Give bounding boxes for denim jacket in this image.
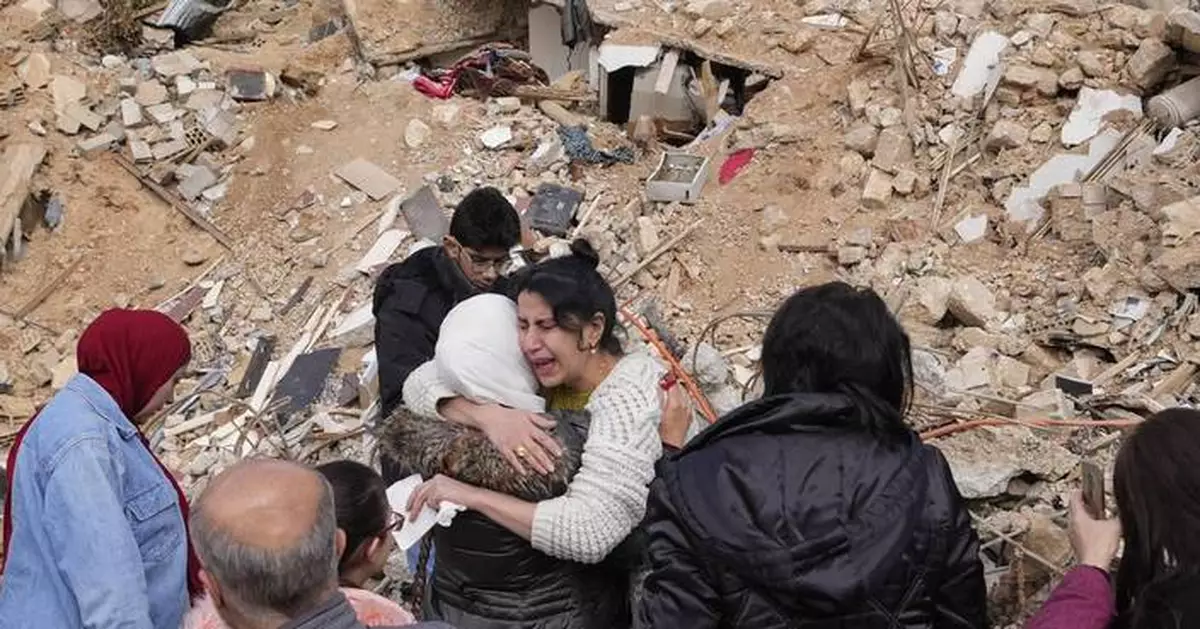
[0,374,189,629]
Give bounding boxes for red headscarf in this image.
[3,309,203,597]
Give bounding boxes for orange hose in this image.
[620,307,719,423]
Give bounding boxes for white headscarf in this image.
[434,293,545,412]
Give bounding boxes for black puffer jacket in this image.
[636,393,987,629]
[385,408,631,629]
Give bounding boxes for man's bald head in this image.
[192,459,341,625]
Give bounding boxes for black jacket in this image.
[373,246,478,419]
[373,246,478,483]
[384,407,631,629]
[636,393,987,629]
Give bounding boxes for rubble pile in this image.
[6,0,1200,619]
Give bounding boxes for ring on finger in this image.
[515,445,529,458]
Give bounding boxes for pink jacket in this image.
[1026,566,1116,629]
[182,587,415,628]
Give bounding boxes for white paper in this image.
[386,475,466,550]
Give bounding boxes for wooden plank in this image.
[112,154,235,250]
[14,257,83,319]
[0,143,47,258]
[654,49,680,95]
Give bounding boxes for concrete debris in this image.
[480,125,514,149]
[334,158,401,201]
[1002,64,1060,97]
[861,169,893,209]
[18,53,50,89]
[947,275,999,328]
[404,118,431,148]
[940,426,1079,499]
[986,120,1029,151]
[1125,38,1175,90]
[955,214,988,243]
[1060,87,1142,146]
[872,127,912,174]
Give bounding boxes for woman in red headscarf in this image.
[0,309,201,629]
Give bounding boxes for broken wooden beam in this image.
[112,154,236,251]
[14,256,82,319]
[613,219,702,289]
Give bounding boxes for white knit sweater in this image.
[402,352,665,563]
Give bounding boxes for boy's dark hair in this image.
[449,187,521,250]
[508,239,622,356]
[761,282,912,438]
[314,460,389,573]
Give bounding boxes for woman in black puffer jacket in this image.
[637,282,987,629]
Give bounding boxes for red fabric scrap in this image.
[719,148,756,185]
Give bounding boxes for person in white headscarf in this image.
[383,292,627,629]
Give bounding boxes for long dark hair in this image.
[508,239,622,355]
[760,282,912,438]
[1113,408,1200,628]
[315,460,390,573]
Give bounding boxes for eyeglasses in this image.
[383,511,403,534]
[462,248,510,274]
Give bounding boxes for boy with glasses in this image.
[372,187,520,595]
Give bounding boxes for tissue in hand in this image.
[385,474,466,550]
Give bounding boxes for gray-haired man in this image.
[191,459,454,629]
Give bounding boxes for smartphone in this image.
[1081,460,1106,519]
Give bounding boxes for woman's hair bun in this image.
[569,238,600,269]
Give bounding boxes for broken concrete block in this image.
[1061,88,1142,146]
[861,169,894,209]
[872,127,913,173]
[836,245,867,266]
[129,139,153,162]
[51,75,86,114]
[527,135,565,174]
[175,75,197,96]
[178,166,217,200]
[1076,50,1110,77]
[1002,64,1059,96]
[185,89,224,111]
[404,118,430,149]
[64,102,103,132]
[940,426,1078,499]
[135,81,168,107]
[1059,66,1085,90]
[847,79,871,116]
[914,276,952,324]
[152,137,187,160]
[480,125,513,149]
[145,103,179,124]
[986,119,1030,150]
[843,122,879,157]
[335,158,401,201]
[494,96,521,114]
[684,0,733,19]
[1125,38,1175,90]
[77,132,117,154]
[636,216,660,256]
[18,53,50,89]
[951,30,1009,99]
[948,275,998,327]
[1168,8,1200,53]
[120,98,144,127]
[955,214,988,243]
[892,169,917,196]
[151,50,204,78]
